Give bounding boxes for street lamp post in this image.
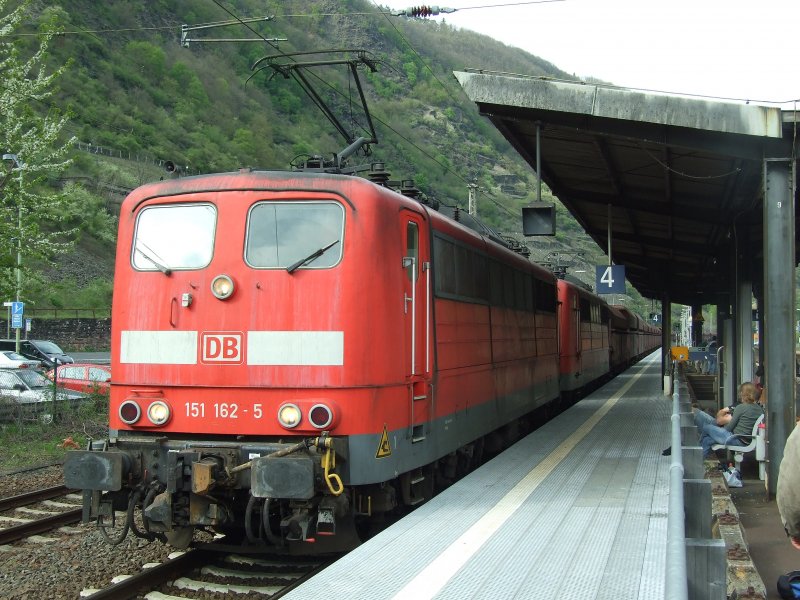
[2,153,23,352]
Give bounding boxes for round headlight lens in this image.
[119,400,141,425]
[308,403,333,429]
[211,274,235,299]
[147,400,171,426]
[277,403,302,429]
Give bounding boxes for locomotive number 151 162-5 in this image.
[185,401,261,419]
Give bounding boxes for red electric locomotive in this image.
[556,278,612,398]
[64,167,565,551]
[63,50,660,552]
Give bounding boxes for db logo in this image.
[201,332,243,364]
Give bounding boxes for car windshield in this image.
[245,201,344,269]
[33,341,64,354]
[132,203,217,271]
[12,369,50,389]
[1,351,26,360]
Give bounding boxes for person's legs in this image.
[693,410,714,427]
[693,410,715,440]
[663,410,715,456]
[700,422,734,457]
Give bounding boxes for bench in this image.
[712,414,766,480]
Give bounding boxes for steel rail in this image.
[0,485,71,512]
[85,547,338,600]
[85,549,214,600]
[270,557,340,599]
[0,507,82,545]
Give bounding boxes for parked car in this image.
[0,339,74,368]
[47,363,111,395]
[0,350,40,369]
[0,367,88,423]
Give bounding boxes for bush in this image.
[0,392,108,470]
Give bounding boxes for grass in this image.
[0,393,109,472]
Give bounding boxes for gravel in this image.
[0,465,65,498]
[0,465,175,599]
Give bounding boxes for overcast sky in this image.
[379,0,799,105]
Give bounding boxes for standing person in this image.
[693,382,764,458]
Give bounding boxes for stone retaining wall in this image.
[0,318,111,351]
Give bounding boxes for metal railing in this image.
[666,389,689,600]
[9,308,110,319]
[667,364,727,600]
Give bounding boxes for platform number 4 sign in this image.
[595,265,625,294]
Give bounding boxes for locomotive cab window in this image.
[246,201,344,269]
[132,203,216,271]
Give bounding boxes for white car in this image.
[0,350,40,369]
[0,368,88,423]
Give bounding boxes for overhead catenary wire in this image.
[0,0,568,37]
[9,1,795,106]
[7,2,526,218]
[203,5,518,215]
[210,0,280,51]
[297,68,519,218]
[368,1,464,107]
[0,24,180,37]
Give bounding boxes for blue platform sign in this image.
[595,265,626,294]
[11,301,23,329]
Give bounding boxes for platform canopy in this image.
[454,70,797,305]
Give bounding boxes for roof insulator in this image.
[367,162,391,186]
[400,179,422,199]
[392,5,456,18]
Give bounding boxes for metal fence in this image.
[73,140,199,175]
[16,308,110,319]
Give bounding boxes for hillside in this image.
[11,0,649,316]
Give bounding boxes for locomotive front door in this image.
[401,212,431,442]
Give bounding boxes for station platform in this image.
[284,352,670,600]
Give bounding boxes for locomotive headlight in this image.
[119,400,141,425]
[211,274,235,299]
[146,400,171,426]
[277,403,302,429]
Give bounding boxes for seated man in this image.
[693,382,763,458]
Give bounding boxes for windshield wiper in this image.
[134,244,172,276]
[286,240,339,274]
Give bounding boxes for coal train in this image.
[64,166,659,552]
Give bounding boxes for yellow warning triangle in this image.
[376,425,392,458]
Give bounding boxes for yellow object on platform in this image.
[671,346,689,361]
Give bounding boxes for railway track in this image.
[81,548,336,599]
[0,485,82,545]
[0,484,71,511]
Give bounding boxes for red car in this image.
[47,363,111,394]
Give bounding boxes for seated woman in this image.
[693,382,763,458]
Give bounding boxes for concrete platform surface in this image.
[730,459,799,600]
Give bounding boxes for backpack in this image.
[778,571,800,599]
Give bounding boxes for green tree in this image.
[0,0,76,302]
